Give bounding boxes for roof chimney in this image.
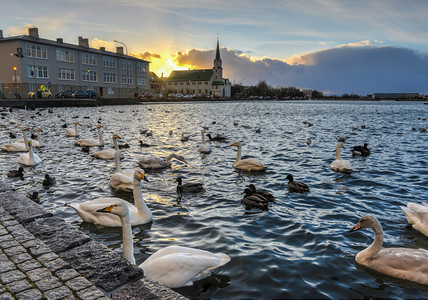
[28,27,39,38]
[57,38,63,43]
[100,47,105,51]
[78,36,89,48]
[0,30,3,39]
[116,46,124,55]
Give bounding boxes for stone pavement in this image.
[0,181,185,300]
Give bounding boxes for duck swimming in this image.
[246,184,275,201]
[285,174,310,193]
[7,167,24,178]
[351,143,370,156]
[241,188,269,210]
[175,176,204,195]
[43,174,56,187]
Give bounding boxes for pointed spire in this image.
[215,38,221,61]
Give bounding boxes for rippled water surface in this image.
[1,100,428,299]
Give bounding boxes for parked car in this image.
[138,92,153,99]
[73,90,97,99]
[55,90,74,98]
[28,89,52,99]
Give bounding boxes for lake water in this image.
[1,100,427,299]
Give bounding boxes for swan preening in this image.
[198,128,212,154]
[1,126,29,152]
[110,136,134,191]
[18,141,41,166]
[401,202,428,237]
[350,215,428,286]
[231,141,266,172]
[75,124,104,147]
[66,122,79,137]
[97,201,230,288]
[93,134,123,160]
[330,142,353,173]
[138,153,188,170]
[71,169,152,227]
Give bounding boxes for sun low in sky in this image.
[2,0,428,95]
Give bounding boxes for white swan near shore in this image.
[18,141,41,166]
[96,201,230,288]
[110,136,134,191]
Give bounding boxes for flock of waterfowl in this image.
[1,105,428,291]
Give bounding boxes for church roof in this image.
[215,39,221,61]
[167,69,213,81]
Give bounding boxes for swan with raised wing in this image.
[97,201,230,288]
[350,215,428,285]
[231,141,266,172]
[75,124,104,147]
[71,169,151,227]
[66,122,80,137]
[330,142,353,173]
[138,153,188,170]
[18,141,41,166]
[401,202,428,237]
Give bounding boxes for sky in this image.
[1,0,428,95]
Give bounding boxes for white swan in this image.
[71,169,152,227]
[110,137,134,192]
[1,126,29,152]
[66,122,79,137]
[330,142,353,173]
[198,128,212,154]
[138,153,188,170]
[31,128,45,148]
[401,202,428,237]
[97,201,231,288]
[231,141,266,172]
[75,124,104,147]
[93,134,123,160]
[18,141,41,166]
[350,215,428,285]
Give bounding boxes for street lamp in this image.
[87,69,90,92]
[114,40,129,98]
[13,67,18,99]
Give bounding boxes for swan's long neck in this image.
[114,150,122,173]
[356,221,384,264]
[335,144,342,160]
[120,212,135,265]
[74,124,79,135]
[113,137,119,151]
[28,144,35,164]
[133,177,151,221]
[37,131,43,147]
[234,145,242,165]
[165,153,173,166]
[201,130,205,144]
[22,130,29,150]
[97,127,104,145]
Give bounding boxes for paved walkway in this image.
[0,181,184,300]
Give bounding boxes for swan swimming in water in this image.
[18,141,41,167]
[66,122,80,137]
[350,215,428,285]
[31,128,45,148]
[1,127,29,152]
[401,202,428,237]
[231,141,266,172]
[75,124,104,147]
[71,169,152,227]
[110,137,134,192]
[138,153,188,170]
[93,134,123,160]
[330,142,353,173]
[198,128,212,154]
[97,201,230,288]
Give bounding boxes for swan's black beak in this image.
[141,174,149,182]
[97,205,114,213]
[349,223,361,232]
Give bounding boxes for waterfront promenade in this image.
[0,181,184,300]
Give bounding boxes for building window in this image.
[82,70,97,82]
[104,72,116,83]
[205,82,208,85]
[137,76,147,86]
[103,56,116,68]
[26,44,47,59]
[121,75,133,85]
[58,68,75,80]
[82,53,97,65]
[28,84,35,92]
[121,59,132,70]
[137,62,146,72]
[56,49,74,62]
[27,65,48,78]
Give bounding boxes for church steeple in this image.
[215,38,221,61]
[213,38,222,81]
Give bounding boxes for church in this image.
[151,39,231,98]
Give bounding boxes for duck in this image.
[71,169,152,227]
[75,124,104,147]
[92,134,123,160]
[7,167,24,178]
[241,188,269,210]
[180,134,189,142]
[349,215,428,286]
[401,202,428,237]
[285,174,310,193]
[42,174,56,187]
[330,142,353,173]
[138,153,188,170]
[206,133,227,142]
[351,143,370,156]
[1,127,29,152]
[26,191,40,203]
[337,136,348,142]
[198,128,212,154]
[175,176,204,195]
[96,201,230,288]
[110,143,134,192]
[231,141,266,172]
[66,122,79,137]
[18,141,41,167]
[245,184,275,201]
[306,138,311,146]
[139,140,151,147]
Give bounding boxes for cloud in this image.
[170,43,428,94]
[133,52,162,61]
